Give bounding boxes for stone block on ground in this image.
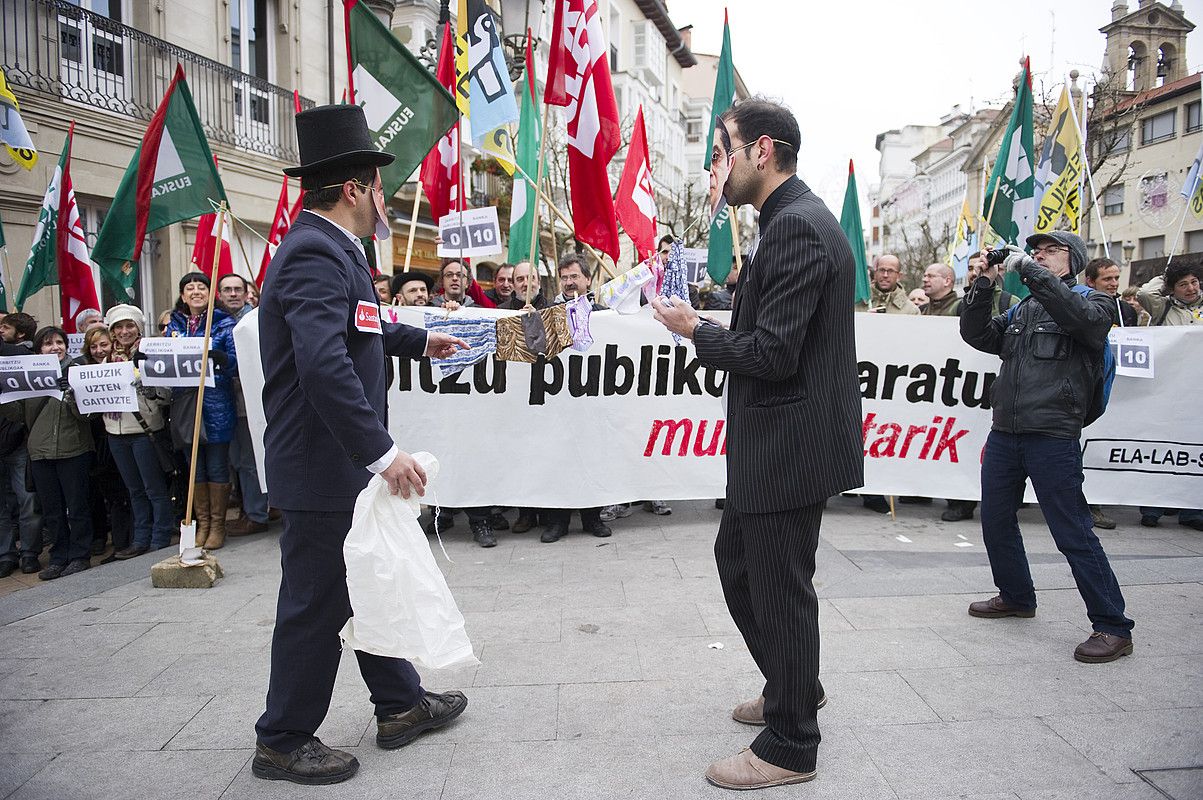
[150,554,224,589]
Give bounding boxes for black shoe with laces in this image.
[472,521,497,548]
[540,521,568,543]
[377,690,468,749]
[252,738,359,785]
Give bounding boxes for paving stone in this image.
[1041,708,1203,784]
[136,650,272,697]
[821,628,972,673]
[420,684,558,744]
[472,637,642,686]
[636,634,760,681]
[0,650,180,700]
[803,670,941,727]
[0,753,55,798]
[492,579,626,611]
[0,622,155,660]
[9,749,249,800]
[111,621,275,658]
[927,620,1094,666]
[99,591,256,624]
[462,606,562,644]
[561,602,708,640]
[557,679,743,740]
[696,599,855,636]
[830,593,1003,630]
[1088,655,1203,711]
[851,717,1117,798]
[0,696,211,753]
[1135,768,1203,800]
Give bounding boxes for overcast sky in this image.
[673,0,1203,211]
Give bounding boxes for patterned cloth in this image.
[424,314,497,379]
[661,242,690,343]
[566,295,594,352]
[597,264,653,314]
[495,305,573,363]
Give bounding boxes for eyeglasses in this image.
[1032,245,1067,256]
[711,138,797,166]
[316,179,383,195]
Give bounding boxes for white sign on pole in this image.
[681,248,708,284]
[437,207,503,258]
[1109,328,1155,379]
[0,355,63,403]
[139,338,216,388]
[69,361,138,413]
[67,333,85,360]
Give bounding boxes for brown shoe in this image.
[1074,632,1133,663]
[732,693,827,726]
[376,690,467,749]
[228,517,269,537]
[968,595,1036,619]
[705,748,816,790]
[252,738,358,785]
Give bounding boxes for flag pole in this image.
[183,201,228,549]
[404,183,423,270]
[511,160,616,281]
[1164,174,1198,267]
[1065,80,1111,259]
[228,208,257,280]
[526,102,551,304]
[729,207,744,273]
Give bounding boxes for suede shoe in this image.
[540,521,568,543]
[705,748,816,790]
[732,693,827,726]
[1074,632,1133,663]
[1089,506,1117,530]
[471,521,497,548]
[377,690,468,749]
[968,595,1035,619]
[20,556,39,574]
[228,517,269,537]
[252,738,359,785]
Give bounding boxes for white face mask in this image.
[373,183,391,241]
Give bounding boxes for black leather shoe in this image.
[489,512,509,531]
[472,521,497,548]
[941,501,976,522]
[424,513,455,536]
[1140,515,1160,528]
[377,690,468,749]
[0,561,14,578]
[1181,518,1203,532]
[1073,632,1133,663]
[114,545,150,560]
[38,563,65,581]
[540,522,568,543]
[60,559,90,577]
[512,513,537,533]
[252,738,359,785]
[584,520,612,538]
[863,496,890,514]
[20,556,39,574]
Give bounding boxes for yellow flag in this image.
[1033,86,1083,234]
[454,0,470,116]
[479,124,515,175]
[0,68,37,170]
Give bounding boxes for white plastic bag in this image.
[339,452,478,669]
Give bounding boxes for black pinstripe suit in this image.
[693,176,864,773]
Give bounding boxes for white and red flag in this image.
[615,105,657,261]
[190,208,232,280]
[544,0,621,260]
[420,24,462,224]
[256,176,293,287]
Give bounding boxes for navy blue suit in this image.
[255,211,429,752]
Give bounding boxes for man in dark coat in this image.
[253,105,468,786]
[652,99,863,790]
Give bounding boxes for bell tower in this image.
[1100,1,1194,94]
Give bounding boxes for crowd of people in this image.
[855,246,1203,530]
[0,271,277,581]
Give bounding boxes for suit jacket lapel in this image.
[295,212,373,282]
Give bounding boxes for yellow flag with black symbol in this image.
[479,124,515,175]
[1033,85,1083,234]
[454,0,470,116]
[0,68,37,170]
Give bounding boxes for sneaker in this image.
[512,513,537,533]
[599,505,619,522]
[614,503,633,518]
[1089,506,1116,530]
[471,521,497,548]
[644,500,672,515]
[1073,632,1133,663]
[61,559,90,577]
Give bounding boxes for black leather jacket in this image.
[960,263,1114,439]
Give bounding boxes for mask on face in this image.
[373,183,391,241]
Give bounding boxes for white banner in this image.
[68,361,137,414]
[0,355,62,403]
[237,310,1202,509]
[140,337,215,388]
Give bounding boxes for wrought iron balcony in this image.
[1,0,315,162]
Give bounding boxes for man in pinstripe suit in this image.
[652,99,864,790]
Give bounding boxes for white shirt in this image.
[303,210,398,475]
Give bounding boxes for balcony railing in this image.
[1,0,314,162]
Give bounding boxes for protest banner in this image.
[140,337,216,388]
[68,360,137,413]
[236,311,1202,509]
[67,333,84,360]
[0,355,61,403]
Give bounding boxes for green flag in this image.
[345,0,458,200]
[840,160,871,305]
[705,11,737,285]
[984,57,1034,299]
[508,35,540,266]
[92,64,225,299]
[16,132,71,310]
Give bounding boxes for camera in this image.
[985,248,1011,267]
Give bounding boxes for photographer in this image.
[959,231,1134,664]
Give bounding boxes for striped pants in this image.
[714,501,825,774]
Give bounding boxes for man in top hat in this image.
[253,104,470,785]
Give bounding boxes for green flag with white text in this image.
[840,160,871,305]
[508,36,540,266]
[705,11,736,285]
[984,57,1035,298]
[345,0,458,200]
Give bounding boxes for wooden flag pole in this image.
[526,103,552,304]
[729,207,744,273]
[183,202,228,542]
[510,161,617,282]
[228,209,257,281]
[404,183,423,270]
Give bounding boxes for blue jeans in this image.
[0,445,42,562]
[980,431,1134,638]
[230,417,268,523]
[109,434,175,549]
[30,453,94,566]
[188,442,230,484]
[1138,507,1203,523]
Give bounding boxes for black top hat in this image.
[284,104,395,178]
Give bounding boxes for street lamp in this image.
[499,0,546,81]
[1123,241,1136,264]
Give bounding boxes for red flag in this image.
[420,25,462,224]
[544,0,621,259]
[190,210,233,280]
[57,124,101,333]
[615,106,657,260]
[256,177,293,287]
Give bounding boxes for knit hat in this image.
[103,304,146,334]
[1026,231,1087,275]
